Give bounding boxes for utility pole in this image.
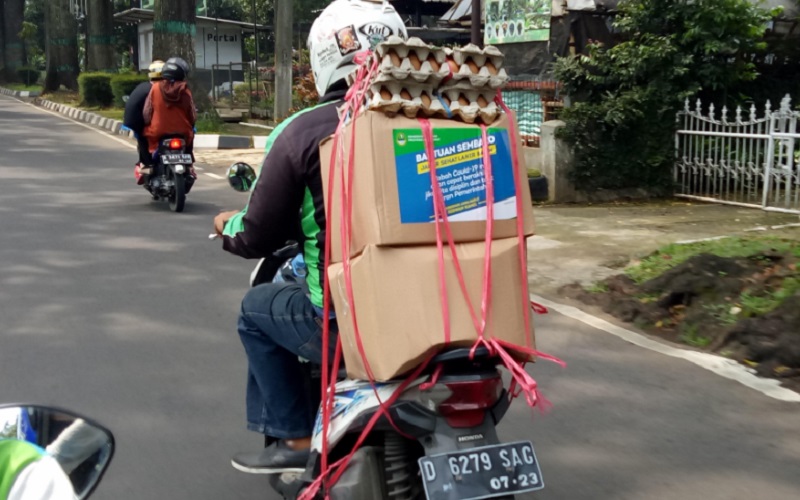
[274,0,292,120]
[471,0,482,47]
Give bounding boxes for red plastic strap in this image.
[495,91,534,349]
[315,55,422,496]
[530,301,549,314]
[418,120,483,333]
[319,57,379,480]
[420,363,444,391]
[299,354,435,500]
[419,118,452,343]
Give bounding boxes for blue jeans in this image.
[237,282,337,439]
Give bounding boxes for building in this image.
[114,7,267,72]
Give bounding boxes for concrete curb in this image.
[7,90,267,150]
[0,86,41,98]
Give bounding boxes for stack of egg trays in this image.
[362,37,510,123]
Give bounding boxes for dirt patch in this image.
[563,250,800,390]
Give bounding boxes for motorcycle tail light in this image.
[168,138,184,149]
[438,377,503,428]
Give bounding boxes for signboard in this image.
[484,0,552,45]
[196,26,243,70]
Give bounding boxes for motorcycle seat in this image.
[430,346,492,364]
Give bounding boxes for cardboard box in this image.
[327,238,534,381]
[321,111,535,262]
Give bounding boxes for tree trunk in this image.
[87,0,116,72]
[152,0,211,111]
[44,0,79,91]
[152,0,196,63]
[3,0,24,79]
[0,0,6,78]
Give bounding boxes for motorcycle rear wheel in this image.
[169,173,186,213]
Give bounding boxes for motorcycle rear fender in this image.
[162,163,188,175]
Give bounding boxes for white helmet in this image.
[308,0,407,96]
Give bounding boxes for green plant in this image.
[739,292,774,317]
[110,73,148,107]
[625,236,799,284]
[16,68,40,86]
[527,168,542,178]
[739,276,800,317]
[195,111,226,133]
[704,303,738,326]
[680,324,712,348]
[78,73,114,107]
[585,282,609,293]
[553,0,777,192]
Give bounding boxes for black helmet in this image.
[162,57,190,81]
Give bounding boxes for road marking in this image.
[10,95,136,150]
[204,172,224,180]
[531,293,800,403]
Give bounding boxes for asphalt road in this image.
[2,94,799,500]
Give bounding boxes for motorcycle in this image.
[139,136,195,213]
[226,163,545,500]
[0,404,114,499]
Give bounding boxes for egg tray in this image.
[441,44,508,90]
[365,82,499,124]
[370,36,508,91]
[374,36,451,85]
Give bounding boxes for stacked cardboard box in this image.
[322,41,536,382]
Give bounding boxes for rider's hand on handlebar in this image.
[214,210,240,237]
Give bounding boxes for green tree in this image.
[24,0,46,66]
[553,0,778,192]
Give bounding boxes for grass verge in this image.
[625,233,800,284]
[5,83,43,92]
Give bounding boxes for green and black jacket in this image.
[222,90,346,308]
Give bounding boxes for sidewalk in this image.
[0,87,269,151]
[528,201,800,297]
[194,148,264,171]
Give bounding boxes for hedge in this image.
[78,73,114,107]
[110,73,149,107]
[17,67,40,86]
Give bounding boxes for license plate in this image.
[162,154,192,164]
[418,441,544,500]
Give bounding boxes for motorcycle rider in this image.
[142,57,197,177]
[0,439,76,500]
[213,0,408,474]
[122,60,164,184]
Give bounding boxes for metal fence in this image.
[501,80,561,148]
[675,94,800,214]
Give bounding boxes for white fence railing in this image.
[675,94,799,214]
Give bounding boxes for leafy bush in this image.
[16,67,40,86]
[195,111,225,133]
[110,73,148,107]
[78,73,113,107]
[553,0,778,192]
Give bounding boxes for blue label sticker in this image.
[393,127,517,224]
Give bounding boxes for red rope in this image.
[312,56,566,499]
[530,300,549,314]
[495,91,535,349]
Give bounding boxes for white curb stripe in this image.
[530,293,800,403]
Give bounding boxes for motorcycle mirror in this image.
[227,162,257,192]
[0,404,115,500]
